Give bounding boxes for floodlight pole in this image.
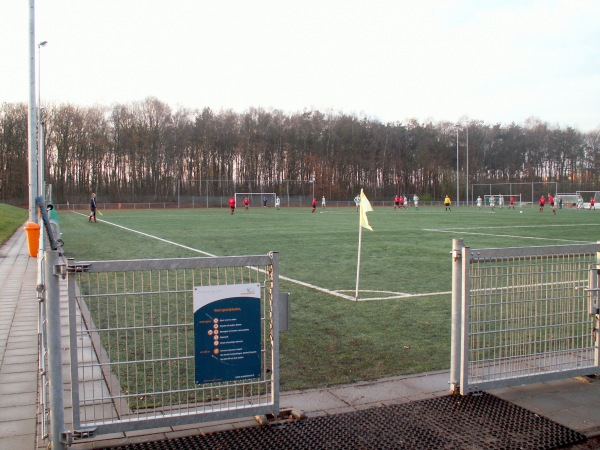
[455,124,460,207]
[28,0,38,223]
[38,41,47,197]
[466,126,469,206]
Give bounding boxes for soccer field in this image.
[57,204,600,389]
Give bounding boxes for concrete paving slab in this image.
[280,389,348,412]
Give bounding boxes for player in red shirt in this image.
[311,198,317,213]
[509,196,515,209]
[243,197,249,210]
[229,197,236,214]
[591,197,596,210]
[539,195,546,212]
[548,194,556,215]
[394,195,400,210]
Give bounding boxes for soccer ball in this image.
[520,211,523,214]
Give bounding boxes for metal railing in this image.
[450,240,600,395]
[65,253,280,439]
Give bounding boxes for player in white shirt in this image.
[321,196,326,208]
[476,196,482,210]
[354,195,360,211]
[275,195,281,210]
[412,194,419,210]
[489,195,496,212]
[498,195,504,209]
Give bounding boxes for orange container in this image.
[23,221,40,257]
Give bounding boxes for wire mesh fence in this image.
[453,243,600,394]
[67,255,280,436]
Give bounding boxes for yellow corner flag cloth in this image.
[359,189,373,231]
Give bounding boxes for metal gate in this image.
[65,253,280,441]
[450,240,600,395]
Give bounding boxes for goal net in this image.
[556,193,580,208]
[235,193,278,208]
[482,194,522,208]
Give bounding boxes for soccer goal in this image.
[556,193,580,208]
[235,192,278,208]
[483,194,522,208]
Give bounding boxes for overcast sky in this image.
[3,0,599,131]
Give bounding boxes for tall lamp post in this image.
[466,125,469,206]
[38,41,48,197]
[455,124,460,207]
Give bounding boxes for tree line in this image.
[1,97,599,205]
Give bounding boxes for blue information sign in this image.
[193,283,262,384]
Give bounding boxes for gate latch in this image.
[585,288,600,315]
[586,266,600,315]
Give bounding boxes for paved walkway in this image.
[0,228,600,449]
[0,229,39,450]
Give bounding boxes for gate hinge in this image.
[73,427,98,440]
[451,249,461,261]
[54,264,67,278]
[62,427,98,444]
[60,429,72,445]
[66,263,91,273]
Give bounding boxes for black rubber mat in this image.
[106,392,587,450]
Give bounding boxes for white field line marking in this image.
[423,228,589,243]
[74,212,447,301]
[447,224,600,231]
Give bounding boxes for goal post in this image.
[235,192,278,208]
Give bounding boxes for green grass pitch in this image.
[56,203,600,390]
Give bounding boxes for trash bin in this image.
[23,221,40,257]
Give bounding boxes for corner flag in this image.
[359,189,373,231]
[355,189,373,300]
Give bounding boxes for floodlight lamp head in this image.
[38,41,48,47]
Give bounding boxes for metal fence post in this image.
[270,251,281,414]
[596,242,600,367]
[45,249,66,450]
[450,238,464,393]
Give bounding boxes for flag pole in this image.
[355,188,373,301]
[355,219,363,301]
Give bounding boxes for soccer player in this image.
[476,196,482,211]
[548,194,556,215]
[412,194,419,210]
[394,194,400,210]
[489,195,496,212]
[509,196,515,209]
[275,195,281,210]
[591,197,596,210]
[263,197,267,207]
[577,196,584,210]
[539,195,546,212]
[88,193,97,222]
[399,195,405,209]
[498,195,504,209]
[312,198,317,213]
[243,197,250,210]
[403,195,408,209]
[229,196,236,214]
[321,196,326,208]
[444,195,451,211]
[354,194,360,211]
